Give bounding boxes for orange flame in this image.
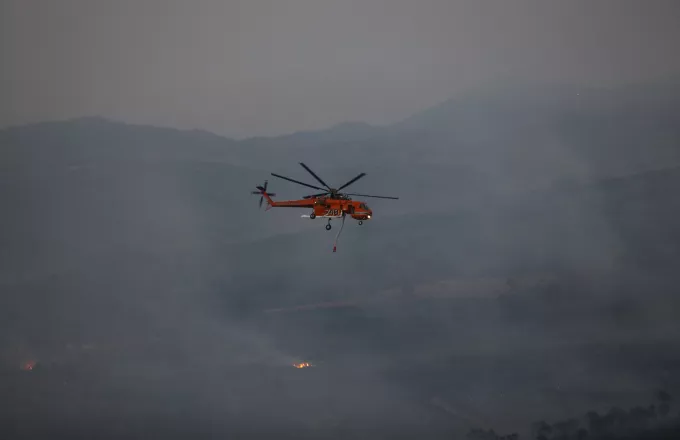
[21,360,36,371]
[292,362,313,369]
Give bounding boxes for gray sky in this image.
[2,0,680,138]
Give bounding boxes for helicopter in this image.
[252,163,398,251]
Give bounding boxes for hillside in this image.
[226,165,680,313]
[2,79,680,346]
[2,80,680,438]
[4,80,679,223]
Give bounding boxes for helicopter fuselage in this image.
[263,196,372,221]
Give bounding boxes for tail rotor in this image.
[251,180,276,209]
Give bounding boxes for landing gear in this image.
[310,212,316,219]
[325,218,332,230]
[358,220,363,225]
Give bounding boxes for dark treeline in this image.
[467,391,677,440]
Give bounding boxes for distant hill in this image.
[1,80,679,284]
[3,80,680,439]
[4,80,679,217]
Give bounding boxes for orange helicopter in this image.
[252,163,398,251]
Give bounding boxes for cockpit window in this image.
[360,203,369,209]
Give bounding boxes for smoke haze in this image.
[2,0,680,137]
[2,2,680,438]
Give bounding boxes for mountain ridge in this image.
[4,76,680,142]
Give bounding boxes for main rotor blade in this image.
[303,192,330,199]
[271,173,326,191]
[337,172,366,191]
[344,193,399,200]
[299,163,331,190]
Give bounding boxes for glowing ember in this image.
[21,360,36,371]
[292,362,313,369]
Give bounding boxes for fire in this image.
[21,360,36,371]
[292,362,313,369]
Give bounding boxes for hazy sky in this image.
[2,0,680,137]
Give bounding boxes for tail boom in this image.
[256,185,277,208]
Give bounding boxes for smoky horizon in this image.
[2,2,680,439]
[2,0,680,138]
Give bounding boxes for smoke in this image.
[3,80,680,438]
